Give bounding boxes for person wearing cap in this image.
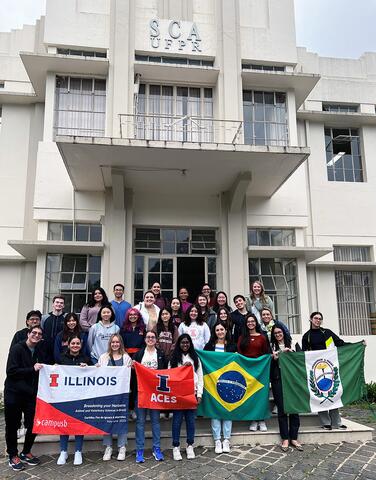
[10,310,42,348]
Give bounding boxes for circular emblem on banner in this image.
[312,360,334,392]
[216,371,247,403]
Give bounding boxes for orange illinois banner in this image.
[134,363,197,410]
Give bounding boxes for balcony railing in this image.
[119,113,289,146]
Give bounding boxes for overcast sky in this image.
[0,0,375,59]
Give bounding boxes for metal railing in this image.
[119,113,289,146]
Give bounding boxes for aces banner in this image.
[33,365,130,435]
[134,363,197,410]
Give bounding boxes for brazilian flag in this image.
[197,351,271,420]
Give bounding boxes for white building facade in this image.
[1,0,375,382]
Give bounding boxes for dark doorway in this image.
[177,257,205,304]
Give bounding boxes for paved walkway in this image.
[1,406,375,480]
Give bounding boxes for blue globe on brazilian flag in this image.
[197,351,271,420]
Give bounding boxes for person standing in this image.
[87,305,119,364]
[41,296,66,363]
[10,310,42,348]
[178,305,210,351]
[245,281,274,325]
[4,326,44,471]
[135,291,160,331]
[150,282,169,310]
[111,283,131,328]
[270,324,302,451]
[80,287,110,332]
[302,311,348,430]
[231,295,249,343]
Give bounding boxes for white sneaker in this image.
[103,446,112,461]
[131,410,137,421]
[186,445,195,459]
[57,451,68,465]
[215,439,223,454]
[258,421,267,432]
[249,421,258,431]
[117,446,126,461]
[222,439,231,453]
[73,451,82,465]
[172,447,182,461]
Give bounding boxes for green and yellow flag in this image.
[197,351,271,420]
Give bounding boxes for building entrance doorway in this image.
[177,257,205,304]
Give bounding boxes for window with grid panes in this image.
[44,254,101,314]
[48,222,102,241]
[248,228,295,247]
[325,127,363,182]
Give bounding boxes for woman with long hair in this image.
[237,313,270,432]
[178,305,210,350]
[213,291,232,314]
[260,307,290,342]
[135,290,160,331]
[87,305,119,364]
[121,308,146,420]
[197,294,216,331]
[56,335,91,466]
[204,322,236,453]
[54,312,87,363]
[150,282,169,310]
[98,334,132,461]
[133,330,166,463]
[215,307,234,340]
[169,334,203,461]
[201,283,215,308]
[170,297,183,328]
[80,287,110,332]
[154,307,179,362]
[270,323,302,451]
[245,281,274,324]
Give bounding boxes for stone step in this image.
[24,414,373,456]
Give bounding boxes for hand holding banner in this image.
[135,363,197,410]
[33,365,130,435]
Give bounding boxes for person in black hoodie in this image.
[41,295,66,363]
[10,310,42,348]
[4,326,44,471]
[302,311,347,430]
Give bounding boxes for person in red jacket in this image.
[237,313,270,432]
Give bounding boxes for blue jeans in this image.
[172,409,196,447]
[60,435,84,452]
[211,419,232,441]
[103,433,127,448]
[135,405,160,450]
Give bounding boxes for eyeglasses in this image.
[145,336,156,340]
[31,332,42,337]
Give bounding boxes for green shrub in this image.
[366,381,376,403]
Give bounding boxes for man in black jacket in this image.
[10,310,42,348]
[4,326,44,471]
[41,295,65,363]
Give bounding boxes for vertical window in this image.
[136,84,213,142]
[243,90,288,146]
[325,128,363,182]
[44,254,101,313]
[249,258,300,333]
[54,76,106,136]
[333,246,371,262]
[335,271,375,335]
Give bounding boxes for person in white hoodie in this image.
[87,305,119,364]
[178,305,210,351]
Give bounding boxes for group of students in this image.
[5,280,352,471]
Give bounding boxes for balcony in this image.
[55,113,310,197]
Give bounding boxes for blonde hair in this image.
[250,280,268,303]
[107,334,125,356]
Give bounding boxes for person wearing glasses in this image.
[4,326,44,471]
[10,310,42,348]
[133,330,166,463]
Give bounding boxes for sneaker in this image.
[214,439,223,454]
[249,421,258,432]
[322,425,332,430]
[103,446,112,461]
[258,421,267,432]
[19,452,41,465]
[136,449,144,463]
[152,447,164,461]
[130,410,137,421]
[222,439,231,453]
[186,445,195,459]
[117,446,126,461]
[73,451,82,465]
[57,451,68,465]
[8,456,25,471]
[172,446,182,461]
[337,425,347,430]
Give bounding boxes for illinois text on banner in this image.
[279,342,365,414]
[33,365,130,435]
[196,351,271,420]
[134,363,197,410]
